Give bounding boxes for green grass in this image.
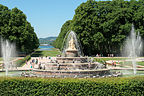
[31,48,61,57]
[0,58,3,61]
[118,61,144,66]
[94,57,144,67]
[137,62,144,66]
[94,57,128,65]
[94,57,128,61]
[15,55,31,67]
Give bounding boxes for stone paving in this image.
[19,57,57,70]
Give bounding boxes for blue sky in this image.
[0,0,88,38]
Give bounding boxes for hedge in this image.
[0,76,144,96]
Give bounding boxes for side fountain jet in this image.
[122,24,143,75]
[1,38,17,76]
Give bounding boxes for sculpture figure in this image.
[68,37,76,50]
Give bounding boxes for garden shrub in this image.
[0,77,144,96]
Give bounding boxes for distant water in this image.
[39,45,54,51]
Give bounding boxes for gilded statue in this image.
[68,37,76,50]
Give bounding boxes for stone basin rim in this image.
[33,69,110,72]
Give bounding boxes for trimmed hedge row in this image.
[0,77,144,96]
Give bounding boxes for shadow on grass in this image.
[31,51,43,57]
[31,48,61,57]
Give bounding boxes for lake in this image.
[39,45,54,51]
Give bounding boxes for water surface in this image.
[39,45,54,51]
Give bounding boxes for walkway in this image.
[18,57,56,70]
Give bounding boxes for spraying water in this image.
[62,31,83,57]
[123,24,143,75]
[1,38,17,76]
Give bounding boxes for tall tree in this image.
[0,4,39,54]
[54,0,144,56]
[53,20,72,50]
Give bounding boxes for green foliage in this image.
[54,0,144,56]
[0,77,144,95]
[15,55,31,67]
[53,20,72,50]
[0,4,39,54]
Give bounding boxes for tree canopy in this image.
[0,4,39,54]
[54,0,144,56]
[53,20,72,50]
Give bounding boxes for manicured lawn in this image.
[40,49,61,57]
[117,61,144,66]
[137,62,144,66]
[94,57,128,64]
[94,57,128,61]
[0,58,3,61]
[94,57,144,67]
[31,48,61,57]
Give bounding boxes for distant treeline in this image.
[53,0,144,56]
[39,37,57,45]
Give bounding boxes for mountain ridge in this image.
[39,36,57,44]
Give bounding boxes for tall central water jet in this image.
[62,31,83,57]
[1,38,17,76]
[123,24,143,75]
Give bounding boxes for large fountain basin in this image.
[35,62,105,70]
[32,69,111,78]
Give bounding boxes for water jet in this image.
[122,24,143,75]
[1,38,17,76]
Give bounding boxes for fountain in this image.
[62,31,83,57]
[122,24,143,75]
[1,38,17,76]
[30,31,114,78]
[65,36,78,57]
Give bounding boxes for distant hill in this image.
[39,37,57,45]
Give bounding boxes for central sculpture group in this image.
[66,36,78,57]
